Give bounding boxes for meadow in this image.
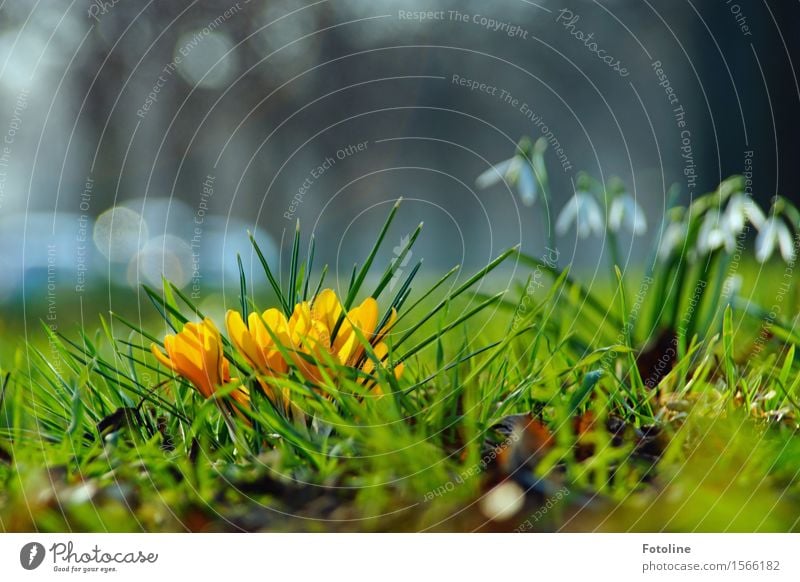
[1,141,799,532]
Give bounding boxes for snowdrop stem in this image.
[643,186,681,332]
[681,250,719,356]
[648,254,677,331]
[695,251,732,340]
[606,227,622,287]
[531,140,555,256]
[541,187,555,258]
[667,255,690,332]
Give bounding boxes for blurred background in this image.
[0,0,798,325]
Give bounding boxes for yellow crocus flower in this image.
[226,308,291,403]
[151,318,247,406]
[225,289,403,389]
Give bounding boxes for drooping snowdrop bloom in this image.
[721,274,743,299]
[658,221,688,260]
[755,216,796,263]
[476,153,538,206]
[724,193,765,234]
[556,191,604,239]
[608,193,647,235]
[697,210,736,254]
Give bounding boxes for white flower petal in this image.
[722,274,743,297]
[475,158,513,189]
[584,196,605,237]
[627,197,647,235]
[517,163,537,207]
[746,201,766,230]
[556,195,579,235]
[505,155,523,182]
[659,222,685,260]
[572,193,602,238]
[608,197,624,232]
[558,192,604,238]
[698,211,730,253]
[755,218,777,263]
[777,221,796,263]
[706,229,724,251]
[723,230,737,254]
[576,219,590,239]
[724,194,746,234]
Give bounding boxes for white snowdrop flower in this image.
[476,154,538,206]
[608,193,647,235]
[756,216,796,263]
[475,156,517,189]
[556,191,604,239]
[516,162,537,206]
[722,274,743,298]
[724,193,765,234]
[659,221,687,260]
[697,210,736,254]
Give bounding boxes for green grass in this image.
[1,183,800,533]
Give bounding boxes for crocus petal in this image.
[362,342,390,376]
[288,301,313,343]
[348,297,379,339]
[336,330,359,366]
[226,310,266,370]
[151,340,177,372]
[256,309,291,348]
[152,319,236,401]
[374,308,397,344]
[312,289,342,332]
[221,288,402,391]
